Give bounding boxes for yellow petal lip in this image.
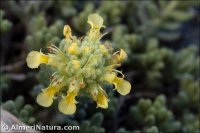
[58,92,77,115]
[96,88,108,109]
[36,92,53,107]
[113,77,131,95]
[87,14,104,29]
[58,98,76,115]
[26,51,48,69]
[118,49,127,62]
[36,86,58,107]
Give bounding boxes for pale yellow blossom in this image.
[26,51,48,68]
[36,86,57,107]
[58,91,77,114]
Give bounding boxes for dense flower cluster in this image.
[26,14,131,114]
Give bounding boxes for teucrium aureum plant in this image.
[26,14,131,115]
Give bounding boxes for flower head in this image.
[26,14,132,115]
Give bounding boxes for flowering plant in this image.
[26,14,131,115]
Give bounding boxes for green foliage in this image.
[50,112,105,133]
[145,126,159,133]
[2,96,36,125]
[72,3,94,33]
[104,91,118,118]
[79,113,105,133]
[113,34,174,88]
[116,128,130,133]
[174,46,199,78]
[182,112,200,133]
[111,25,143,55]
[25,14,64,51]
[49,1,77,18]
[0,10,12,33]
[37,65,55,87]
[130,95,181,132]
[127,1,194,41]
[97,1,126,25]
[172,75,199,111]
[0,74,10,92]
[72,1,126,33]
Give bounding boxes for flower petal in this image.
[58,98,76,115]
[113,77,131,95]
[36,91,54,107]
[36,86,58,107]
[26,51,48,68]
[87,14,103,28]
[58,92,77,115]
[96,88,108,109]
[117,49,127,62]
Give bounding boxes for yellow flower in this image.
[102,71,131,95]
[26,13,132,115]
[117,49,127,62]
[106,49,127,65]
[67,42,78,55]
[87,14,104,30]
[88,84,108,109]
[26,51,48,68]
[58,91,77,115]
[95,88,108,109]
[36,86,57,107]
[87,14,105,40]
[112,77,131,95]
[63,25,72,39]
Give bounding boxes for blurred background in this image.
[0,0,199,133]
